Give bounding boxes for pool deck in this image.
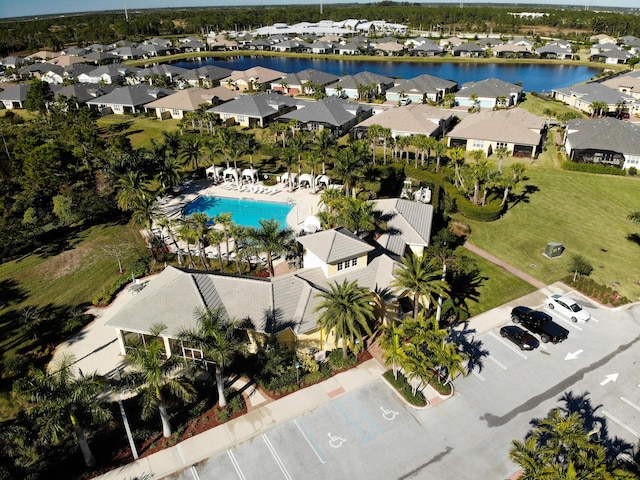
[156,178,323,232]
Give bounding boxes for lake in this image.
[171,55,601,93]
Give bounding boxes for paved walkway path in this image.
[463,242,547,290]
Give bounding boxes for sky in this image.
[1,0,637,20]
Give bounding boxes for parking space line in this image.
[602,410,640,438]
[486,354,507,370]
[472,370,485,381]
[621,397,640,413]
[489,332,528,359]
[262,433,292,480]
[227,450,246,480]
[189,466,201,480]
[293,419,327,464]
[543,307,583,331]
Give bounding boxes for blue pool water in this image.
[183,196,293,229]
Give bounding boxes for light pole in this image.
[295,362,301,384]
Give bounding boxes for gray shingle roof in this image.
[279,96,368,126]
[208,92,298,118]
[86,84,175,107]
[566,117,640,155]
[280,69,340,87]
[387,74,457,95]
[553,83,634,105]
[458,77,523,98]
[297,227,375,264]
[333,71,395,89]
[357,104,454,137]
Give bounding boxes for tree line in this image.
[2,4,640,56]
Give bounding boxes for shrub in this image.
[560,161,626,176]
[628,167,637,176]
[327,349,357,370]
[216,407,231,423]
[228,395,243,414]
[383,370,427,407]
[454,194,504,222]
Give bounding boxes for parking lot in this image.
[168,295,640,479]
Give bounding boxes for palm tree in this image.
[156,157,183,192]
[332,145,364,198]
[131,196,160,230]
[432,140,448,172]
[157,215,184,266]
[191,212,212,270]
[448,147,466,188]
[494,145,511,173]
[123,324,196,438]
[468,158,491,205]
[392,253,449,320]
[314,279,374,359]
[379,322,405,379]
[206,228,225,271]
[249,218,294,277]
[14,354,111,467]
[178,307,242,408]
[115,171,151,212]
[367,124,383,164]
[214,213,234,265]
[429,335,468,385]
[177,221,198,268]
[180,136,203,172]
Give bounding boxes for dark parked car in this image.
[511,306,569,344]
[500,325,539,350]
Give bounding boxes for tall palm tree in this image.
[180,136,203,172]
[392,253,449,320]
[379,322,405,379]
[178,307,242,408]
[448,147,466,188]
[177,221,198,269]
[214,213,234,265]
[131,196,160,230]
[206,228,225,271]
[191,212,212,270]
[332,145,363,198]
[156,157,183,192]
[314,279,374,359]
[494,145,511,173]
[14,354,111,467]
[432,139,447,172]
[123,324,196,438]
[157,215,184,266]
[249,218,294,277]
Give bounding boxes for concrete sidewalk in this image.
[94,359,387,480]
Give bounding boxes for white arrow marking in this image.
[600,373,619,385]
[564,349,583,360]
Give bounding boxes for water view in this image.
[171,56,601,94]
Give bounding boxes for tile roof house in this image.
[564,118,640,170]
[221,66,286,92]
[354,104,455,140]
[271,69,340,95]
[277,96,374,137]
[86,84,175,115]
[180,65,234,88]
[77,64,140,84]
[135,64,190,85]
[207,92,299,128]
[452,42,486,58]
[589,44,632,64]
[0,56,26,69]
[325,71,395,99]
[446,108,546,158]
[385,74,457,104]
[371,199,434,258]
[145,87,234,120]
[552,83,637,115]
[536,44,576,60]
[50,83,117,106]
[455,77,523,109]
[408,40,444,57]
[601,70,640,101]
[104,221,420,356]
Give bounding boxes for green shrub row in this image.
[92,256,151,306]
[383,370,427,407]
[560,161,626,176]
[563,276,630,307]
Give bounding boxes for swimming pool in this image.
[183,196,294,229]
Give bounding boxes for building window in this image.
[172,109,180,116]
[496,142,507,149]
[473,139,484,149]
[337,262,343,271]
[336,257,359,272]
[237,115,245,123]
[351,258,358,267]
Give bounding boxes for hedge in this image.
[383,370,428,407]
[560,160,626,176]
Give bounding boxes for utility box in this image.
[544,242,564,258]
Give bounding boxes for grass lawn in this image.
[519,93,586,119]
[462,251,536,317]
[0,222,148,419]
[97,114,181,150]
[459,166,640,301]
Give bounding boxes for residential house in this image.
[354,104,455,139]
[78,64,140,85]
[271,40,306,53]
[446,108,546,158]
[334,41,366,55]
[373,40,406,56]
[50,83,117,107]
[180,65,234,88]
[564,118,640,169]
[139,44,172,57]
[452,42,486,58]
[146,38,172,48]
[455,77,523,109]
[0,56,26,69]
[385,74,457,104]
[307,41,335,54]
[619,36,640,55]
[589,34,617,44]
[27,50,60,61]
[85,84,174,115]
[207,92,299,128]
[552,83,636,116]
[325,71,395,100]
[439,36,464,50]
[222,66,286,92]
[601,70,640,101]
[492,44,532,58]
[508,37,535,50]
[178,40,207,53]
[82,50,119,64]
[145,87,233,120]
[39,64,67,84]
[136,65,190,85]
[408,40,444,57]
[277,96,373,137]
[206,33,238,51]
[271,69,340,95]
[590,43,632,64]
[112,47,146,60]
[536,44,575,60]
[0,84,29,109]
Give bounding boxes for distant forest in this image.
[1,3,640,56]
